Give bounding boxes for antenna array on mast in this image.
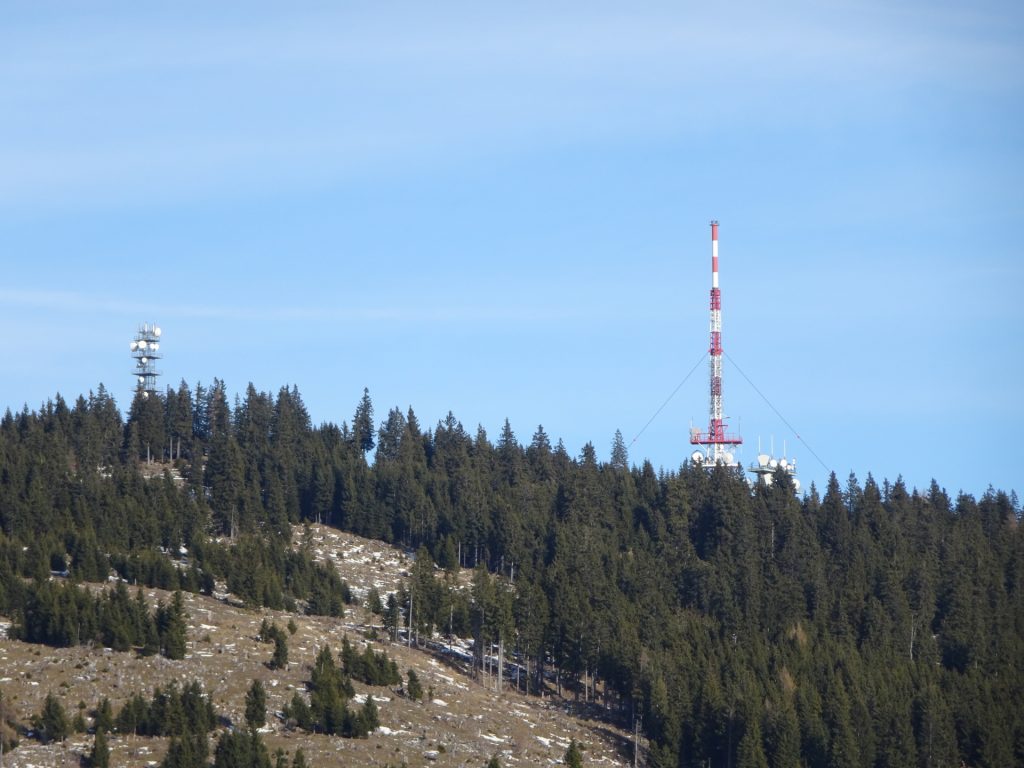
[129,323,162,399]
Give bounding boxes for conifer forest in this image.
[0,380,1021,767]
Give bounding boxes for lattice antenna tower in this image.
[129,323,162,399]
[690,221,742,467]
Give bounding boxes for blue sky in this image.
[2,1,1022,498]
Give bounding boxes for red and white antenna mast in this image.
[690,220,742,465]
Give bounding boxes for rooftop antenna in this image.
[129,323,162,400]
[690,220,742,467]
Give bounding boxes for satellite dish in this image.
[769,459,778,468]
[151,343,159,351]
[724,452,734,464]
[141,356,147,364]
[793,479,801,492]
[757,453,769,467]
[154,326,161,337]
[691,451,704,463]
[138,340,147,349]
[130,341,137,351]
[780,459,788,469]
[142,391,149,399]
[138,376,144,383]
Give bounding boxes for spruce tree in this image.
[360,695,379,732]
[245,679,267,729]
[737,712,769,768]
[270,631,289,670]
[161,590,188,660]
[35,692,70,743]
[407,669,423,701]
[213,729,272,768]
[94,697,114,733]
[89,727,110,768]
[609,429,629,470]
[564,739,584,767]
[352,388,375,455]
[384,593,400,640]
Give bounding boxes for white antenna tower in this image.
[129,323,162,399]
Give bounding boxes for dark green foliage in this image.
[11,580,189,659]
[341,636,401,686]
[384,592,401,640]
[366,585,384,614]
[115,681,215,737]
[271,631,289,669]
[353,387,375,455]
[110,550,182,591]
[88,727,110,768]
[219,534,350,613]
[258,619,290,669]
[245,679,267,729]
[213,728,272,768]
[1,384,1021,768]
[156,590,188,659]
[487,757,501,768]
[283,693,314,731]
[292,748,308,768]
[565,739,584,767]
[406,669,423,701]
[287,643,394,738]
[94,697,114,733]
[360,695,380,732]
[161,733,209,768]
[34,692,69,743]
